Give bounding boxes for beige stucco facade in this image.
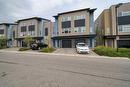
[53,8,96,48]
[95,2,130,48]
[58,10,90,36]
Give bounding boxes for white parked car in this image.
[76,43,90,54]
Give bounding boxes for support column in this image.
[114,38,117,48]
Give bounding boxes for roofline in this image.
[0,23,17,25]
[53,8,97,18]
[95,9,109,22]
[16,17,51,23]
[110,2,130,9]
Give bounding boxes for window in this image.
[0,29,4,34]
[28,25,35,31]
[62,28,71,34]
[20,26,27,36]
[118,25,130,32]
[45,28,48,36]
[62,21,71,28]
[62,16,71,22]
[118,25,122,32]
[74,27,86,33]
[21,26,27,32]
[28,25,35,36]
[74,15,85,20]
[122,11,130,16]
[118,11,130,17]
[118,12,122,17]
[74,19,85,27]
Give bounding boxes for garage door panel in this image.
[118,40,130,48]
[62,40,72,48]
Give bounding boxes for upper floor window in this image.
[28,25,35,31]
[20,26,27,36]
[62,16,71,22]
[62,21,71,28]
[28,25,35,36]
[74,15,85,20]
[74,27,86,33]
[21,26,27,32]
[0,29,4,34]
[118,11,130,17]
[74,19,85,27]
[45,28,48,36]
[118,25,130,32]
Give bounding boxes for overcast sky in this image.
[0,0,129,23]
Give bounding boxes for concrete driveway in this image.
[53,48,98,56]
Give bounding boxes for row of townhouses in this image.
[0,8,96,48]
[95,2,130,48]
[0,2,130,48]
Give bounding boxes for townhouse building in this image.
[0,23,17,47]
[95,2,130,48]
[52,8,96,48]
[16,17,52,47]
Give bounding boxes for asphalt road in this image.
[0,52,130,87]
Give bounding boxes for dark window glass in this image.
[21,26,27,32]
[28,25,35,31]
[13,31,15,38]
[45,28,48,36]
[62,21,71,28]
[118,16,130,25]
[0,29,4,34]
[74,19,85,27]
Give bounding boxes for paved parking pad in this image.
[53,48,98,56]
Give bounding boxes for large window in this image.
[45,28,48,36]
[62,21,71,28]
[118,25,130,32]
[21,26,27,32]
[74,15,86,31]
[74,19,85,27]
[0,29,4,34]
[20,26,27,36]
[28,25,35,31]
[28,25,35,36]
[61,16,71,33]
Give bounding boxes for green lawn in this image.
[39,47,55,53]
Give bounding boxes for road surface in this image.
[0,52,130,87]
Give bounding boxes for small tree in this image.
[96,27,104,46]
[0,36,7,49]
[23,36,34,47]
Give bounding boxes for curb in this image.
[0,50,129,60]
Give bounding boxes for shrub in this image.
[0,36,7,49]
[39,47,55,53]
[94,46,130,58]
[19,47,30,51]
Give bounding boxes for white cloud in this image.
[0,0,130,23]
